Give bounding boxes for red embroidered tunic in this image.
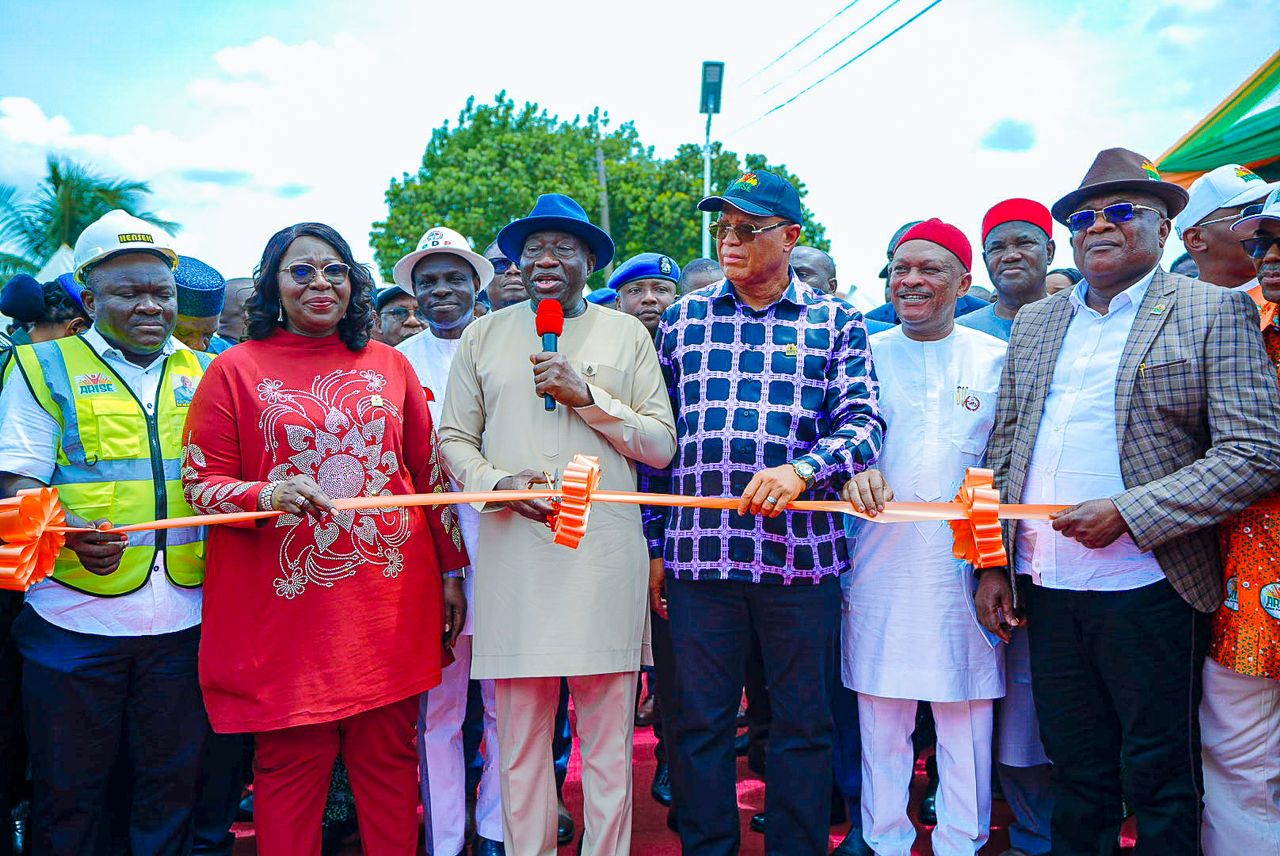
[1209,300,1280,680]
[181,329,467,733]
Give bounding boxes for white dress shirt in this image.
[398,330,479,636]
[1015,269,1166,591]
[0,327,203,636]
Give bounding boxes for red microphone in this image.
[535,300,565,412]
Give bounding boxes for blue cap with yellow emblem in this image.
[607,252,681,290]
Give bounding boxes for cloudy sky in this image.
[2,0,1275,309]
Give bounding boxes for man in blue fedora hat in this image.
[439,193,676,856]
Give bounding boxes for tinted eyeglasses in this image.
[486,256,518,272]
[708,220,791,242]
[1240,235,1280,260]
[381,306,428,322]
[283,262,350,286]
[1066,202,1163,234]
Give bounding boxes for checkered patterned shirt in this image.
[655,277,883,584]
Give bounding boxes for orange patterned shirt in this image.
[1209,309,1280,679]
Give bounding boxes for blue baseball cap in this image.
[585,287,618,306]
[608,253,680,290]
[698,170,803,224]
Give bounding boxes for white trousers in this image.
[419,635,502,856]
[1201,657,1280,856]
[859,694,993,856]
[495,672,635,856]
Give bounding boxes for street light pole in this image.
[699,61,724,260]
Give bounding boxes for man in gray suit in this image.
[975,148,1280,856]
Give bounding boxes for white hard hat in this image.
[391,226,495,295]
[73,209,178,284]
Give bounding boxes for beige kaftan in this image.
[437,302,676,679]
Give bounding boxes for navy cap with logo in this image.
[698,170,804,224]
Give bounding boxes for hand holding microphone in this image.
[532,299,591,410]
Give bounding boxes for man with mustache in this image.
[959,198,1058,856]
[439,194,675,856]
[842,219,1006,856]
[0,210,214,854]
[483,240,530,311]
[976,149,1280,855]
[1176,164,1276,292]
[1199,188,1280,853]
[394,226,505,856]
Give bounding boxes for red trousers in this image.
[253,695,419,856]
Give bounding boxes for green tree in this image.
[0,156,178,279]
[371,94,828,287]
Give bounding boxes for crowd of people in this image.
[0,144,1279,856]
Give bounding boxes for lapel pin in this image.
[1151,304,1166,315]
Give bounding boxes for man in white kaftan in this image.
[841,219,1006,856]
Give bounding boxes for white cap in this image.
[1230,185,1280,233]
[1176,164,1277,237]
[73,210,178,284]
[391,227,495,295]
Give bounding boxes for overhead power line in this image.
[762,0,906,95]
[732,0,945,135]
[741,1,866,86]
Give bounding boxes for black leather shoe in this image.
[749,811,765,833]
[918,779,938,826]
[666,806,679,832]
[236,791,254,822]
[831,826,874,856]
[473,837,505,856]
[557,800,575,846]
[651,761,672,806]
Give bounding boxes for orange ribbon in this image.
[21,460,1279,591]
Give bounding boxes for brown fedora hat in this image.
[1051,147,1189,225]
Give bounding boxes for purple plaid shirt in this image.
[655,277,883,584]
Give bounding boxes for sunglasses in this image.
[1196,203,1268,229]
[1240,235,1280,260]
[283,262,350,286]
[708,220,791,242]
[381,307,428,322]
[1066,202,1163,233]
[486,256,518,272]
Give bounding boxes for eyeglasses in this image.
[487,256,517,271]
[283,262,350,286]
[521,243,582,261]
[381,307,428,322]
[708,220,791,242]
[1066,202,1163,233]
[1240,235,1280,260]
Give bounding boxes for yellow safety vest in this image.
[5,334,212,596]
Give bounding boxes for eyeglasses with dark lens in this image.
[1241,202,1266,218]
[284,262,350,286]
[707,220,790,242]
[1066,202,1163,233]
[380,307,428,322]
[1240,235,1280,260]
[486,256,517,271]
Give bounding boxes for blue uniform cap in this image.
[607,252,681,290]
[585,287,618,306]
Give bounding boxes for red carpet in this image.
[234,718,1139,854]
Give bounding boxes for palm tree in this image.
[0,156,179,280]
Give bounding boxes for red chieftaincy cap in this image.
[896,218,973,272]
[981,198,1054,243]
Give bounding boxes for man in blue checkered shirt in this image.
[654,170,884,853]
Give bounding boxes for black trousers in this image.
[0,591,25,856]
[1026,580,1208,856]
[650,609,685,807]
[13,606,207,856]
[668,576,840,856]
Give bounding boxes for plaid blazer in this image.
[988,269,1280,613]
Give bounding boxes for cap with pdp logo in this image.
[73,209,179,284]
[698,170,804,225]
[1177,164,1277,237]
[1231,186,1280,233]
[392,226,495,296]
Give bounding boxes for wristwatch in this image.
[790,460,816,490]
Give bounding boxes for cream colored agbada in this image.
[438,302,676,679]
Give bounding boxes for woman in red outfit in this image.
[181,222,468,855]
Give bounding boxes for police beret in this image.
[607,253,680,290]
